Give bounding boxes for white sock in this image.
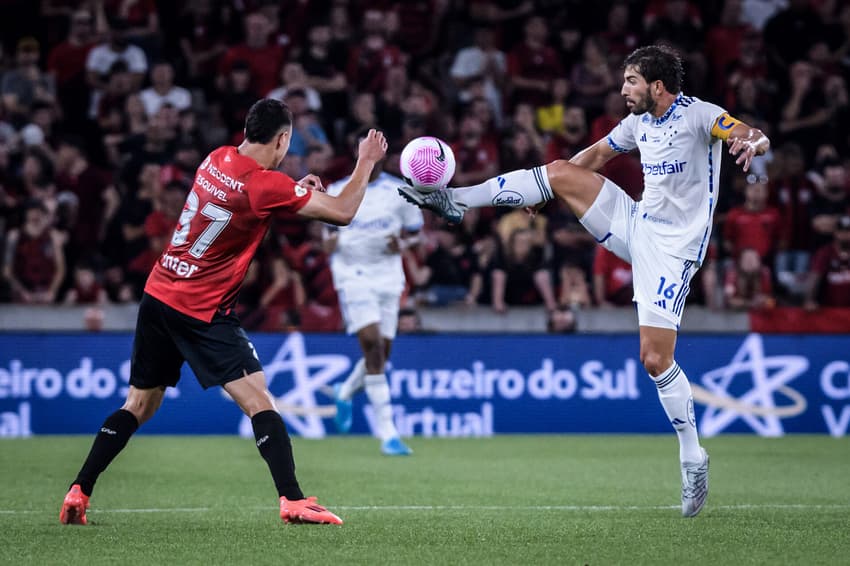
[364,373,399,441]
[338,358,366,400]
[453,166,553,208]
[653,362,703,464]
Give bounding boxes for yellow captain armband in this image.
[710,113,742,140]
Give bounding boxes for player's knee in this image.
[121,390,163,424]
[641,350,671,378]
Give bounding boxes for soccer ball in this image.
[399,136,456,193]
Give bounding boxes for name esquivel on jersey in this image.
[144,146,312,322]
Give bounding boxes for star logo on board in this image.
[234,333,350,438]
[697,334,808,437]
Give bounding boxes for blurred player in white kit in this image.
[326,132,424,456]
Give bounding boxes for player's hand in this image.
[357,129,388,164]
[729,129,769,173]
[298,174,325,192]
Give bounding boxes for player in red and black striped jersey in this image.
[60,99,387,526]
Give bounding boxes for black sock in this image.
[251,410,304,500]
[73,409,139,496]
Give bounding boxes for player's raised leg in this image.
[224,371,342,524]
[639,321,708,517]
[60,386,164,525]
[399,157,610,225]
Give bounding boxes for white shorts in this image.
[579,179,698,329]
[336,286,401,338]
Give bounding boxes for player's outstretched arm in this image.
[567,137,621,172]
[297,129,388,225]
[713,115,770,173]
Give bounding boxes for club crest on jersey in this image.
[295,184,308,197]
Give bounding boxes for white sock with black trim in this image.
[364,373,399,441]
[453,166,553,208]
[653,362,703,464]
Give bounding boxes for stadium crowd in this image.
[1,0,849,332]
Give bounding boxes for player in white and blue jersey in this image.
[399,45,770,516]
[326,146,424,456]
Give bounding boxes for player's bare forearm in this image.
[568,138,618,172]
[299,129,387,225]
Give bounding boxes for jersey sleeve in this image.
[401,198,424,232]
[606,114,639,153]
[688,100,727,144]
[250,170,313,217]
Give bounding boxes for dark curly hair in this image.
[623,45,684,94]
[244,98,293,144]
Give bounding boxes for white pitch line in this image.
[2,504,850,515]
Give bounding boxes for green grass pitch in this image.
[1,435,848,565]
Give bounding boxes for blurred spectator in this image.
[501,128,543,172]
[139,61,191,117]
[763,0,823,72]
[773,143,818,297]
[103,0,160,51]
[545,106,588,162]
[491,228,557,313]
[645,0,707,93]
[2,37,57,126]
[569,37,616,116]
[507,15,563,108]
[809,158,850,250]
[64,259,108,305]
[536,78,573,136]
[451,114,499,186]
[805,215,850,308]
[741,0,786,30]
[267,61,322,111]
[723,179,781,261]
[724,247,774,310]
[47,9,100,128]
[299,24,349,127]
[779,62,830,161]
[704,0,751,94]
[54,136,118,259]
[593,246,633,307]
[217,60,256,139]
[509,103,545,158]
[284,89,332,159]
[590,90,628,143]
[259,256,306,331]
[177,0,227,94]
[85,18,148,117]
[449,26,506,119]
[596,2,640,66]
[2,199,65,303]
[346,29,405,94]
[217,11,284,98]
[421,224,477,306]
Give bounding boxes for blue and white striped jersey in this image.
[607,93,726,262]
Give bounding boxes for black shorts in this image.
[130,293,262,390]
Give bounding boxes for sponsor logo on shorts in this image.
[295,184,308,197]
[492,190,523,207]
